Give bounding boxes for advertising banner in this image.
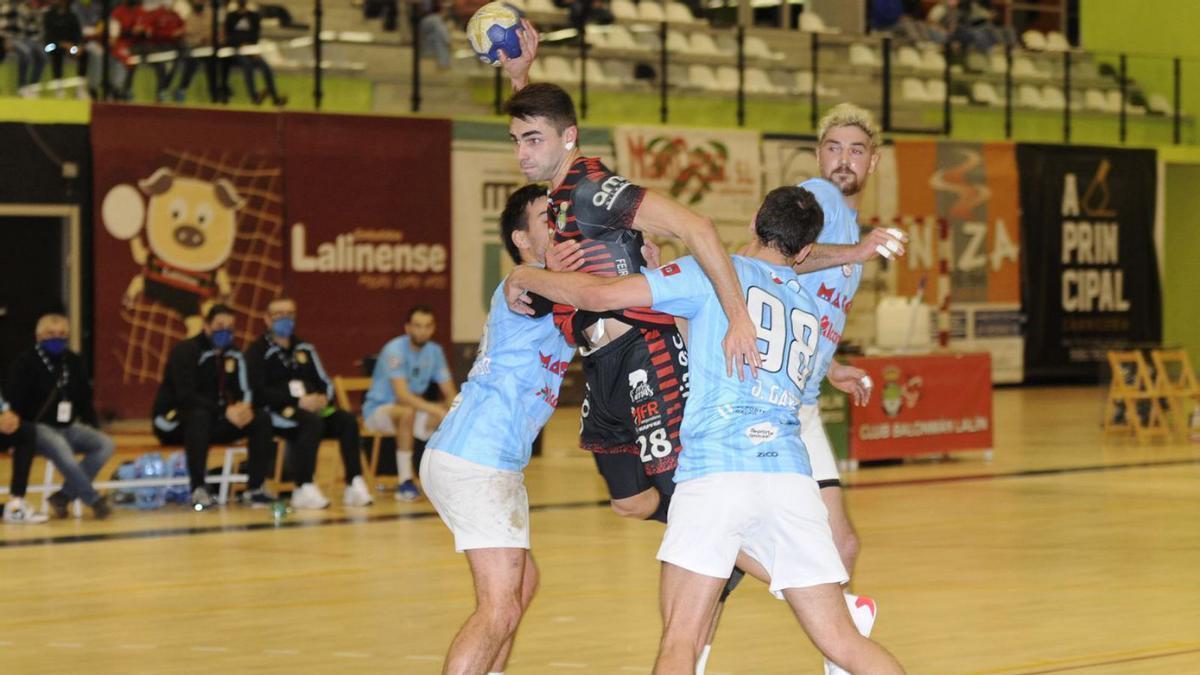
[1017,145,1161,380]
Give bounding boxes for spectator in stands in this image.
[363,0,397,31]
[7,0,47,96]
[928,0,1013,54]
[871,0,945,44]
[152,304,275,509]
[7,313,113,520]
[415,0,451,70]
[144,0,185,101]
[223,0,286,105]
[171,0,214,102]
[111,0,149,99]
[362,305,457,501]
[74,0,128,98]
[246,296,374,510]
[0,392,48,524]
[41,0,82,97]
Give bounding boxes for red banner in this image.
[847,352,993,461]
[92,104,451,418]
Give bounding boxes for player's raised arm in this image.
[498,19,540,91]
[632,191,759,380]
[792,227,908,273]
[506,267,652,315]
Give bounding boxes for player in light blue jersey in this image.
[421,185,574,675]
[505,186,904,674]
[787,103,910,675]
[363,305,458,501]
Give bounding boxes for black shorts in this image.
[579,325,689,478]
[593,451,677,501]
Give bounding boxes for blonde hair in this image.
[35,313,68,339]
[817,103,881,149]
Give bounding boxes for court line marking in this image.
[2,457,1196,549]
[262,649,299,655]
[190,646,229,653]
[1001,645,1200,674]
[47,642,83,648]
[118,644,158,650]
[332,651,372,658]
[404,655,442,661]
[548,662,588,668]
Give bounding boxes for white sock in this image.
[487,672,503,675]
[695,644,711,675]
[396,450,415,482]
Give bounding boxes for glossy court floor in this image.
[0,385,1198,674]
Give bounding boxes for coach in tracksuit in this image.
[245,296,372,510]
[152,304,274,509]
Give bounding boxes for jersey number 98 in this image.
[746,286,819,391]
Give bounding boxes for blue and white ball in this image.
[466,2,525,66]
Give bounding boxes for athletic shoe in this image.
[343,476,374,507]
[91,496,113,520]
[240,488,275,508]
[191,487,214,511]
[394,479,421,502]
[824,593,878,675]
[291,483,330,511]
[3,498,48,524]
[47,490,70,519]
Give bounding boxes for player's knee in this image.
[391,405,414,424]
[611,490,658,520]
[480,596,524,635]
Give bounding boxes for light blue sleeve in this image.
[432,344,452,384]
[645,256,708,320]
[382,341,407,379]
[799,178,853,244]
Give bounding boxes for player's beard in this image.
[828,167,864,196]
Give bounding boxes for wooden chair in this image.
[1104,350,1170,441]
[334,376,395,489]
[1151,348,1200,438]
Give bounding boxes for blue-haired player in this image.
[505,186,904,674]
[420,185,575,675]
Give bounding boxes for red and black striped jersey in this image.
[548,156,676,347]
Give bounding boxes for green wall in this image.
[1163,162,1200,364]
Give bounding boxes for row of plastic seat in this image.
[587,24,782,61]
[1021,29,1070,52]
[528,55,836,95]
[899,75,1169,115]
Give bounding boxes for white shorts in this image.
[800,403,840,485]
[420,449,530,552]
[657,472,848,598]
[364,405,434,440]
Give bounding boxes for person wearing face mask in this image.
[245,296,373,510]
[7,312,114,519]
[152,303,275,509]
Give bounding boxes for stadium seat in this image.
[971,81,1002,106]
[901,77,931,102]
[587,29,609,48]
[688,63,719,90]
[920,48,946,73]
[850,43,880,68]
[638,1,665,22]
[966,52,988,73]
[1104,89,1123,112]
[1148,93,1171,115]
[1045,31,1070,52]
[585,59,612,85]
[744,68,779,94]
[611,0,638,23]
[896,45,922,70]
[689,31,722,56]
[799,10,834,33]
[744,36,778,60]
[633,28,661,50]
[666,29,693,54]
[1040,85,1066,110]
[989,51,1007,74]
[525,0,558,13]
[925,78,947,101]
[544,55,579,82]
[603,60,635,84]
[795,70,813,94]
[605,25,641,50]
[714,65,740,92]
[1017,83,1044,108]
[529,59,548,81]
[665,2,696,24]
[1084,88,1110,112]
[1012,55,1039,78]
[1022,29,1046,50]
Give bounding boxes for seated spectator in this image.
[171,0,214,101]
[41,0,83,97]
[111,0,149,99]
[928,0,1013,54]
[0,392,47,524]
[8,0,47,96]
[7,313,113,520]
[223,0,286,105]
[246,296,374,510]
[144,0,185,101]
[362,305,457,501]
[152,304,275,509]
[74,0,128,98]
[415,0,450,70]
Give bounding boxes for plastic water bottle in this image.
[270,499,288,525]
[135,452,167,510]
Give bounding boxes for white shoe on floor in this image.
[4,498,49,524]
[825,593,877,675]
[291,483,330,510]
[343,476,374,507]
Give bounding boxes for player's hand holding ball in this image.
[467,2,540,88]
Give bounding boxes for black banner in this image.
[1017,145,1161,381]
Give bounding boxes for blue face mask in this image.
[211,329,234,349]
[39,337,68,357]
[271,317,295,338]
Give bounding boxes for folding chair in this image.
[334,376,395,489]
[1150,348,1200,439]
[1104,350,1170,441]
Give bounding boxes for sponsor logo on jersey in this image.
[592,175,633,211]
[539,352,570,376]
[537,385,560,408]
[629,368,654,402]
[746,421,779,445]
[660,262,681,277]
[816,282,854,312]
[820,315,842,344]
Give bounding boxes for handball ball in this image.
[467,2,524,66]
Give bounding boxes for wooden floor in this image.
[2,385,1199,674]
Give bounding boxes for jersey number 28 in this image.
[746,286,819,391]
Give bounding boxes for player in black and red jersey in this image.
[498,31,759,526]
